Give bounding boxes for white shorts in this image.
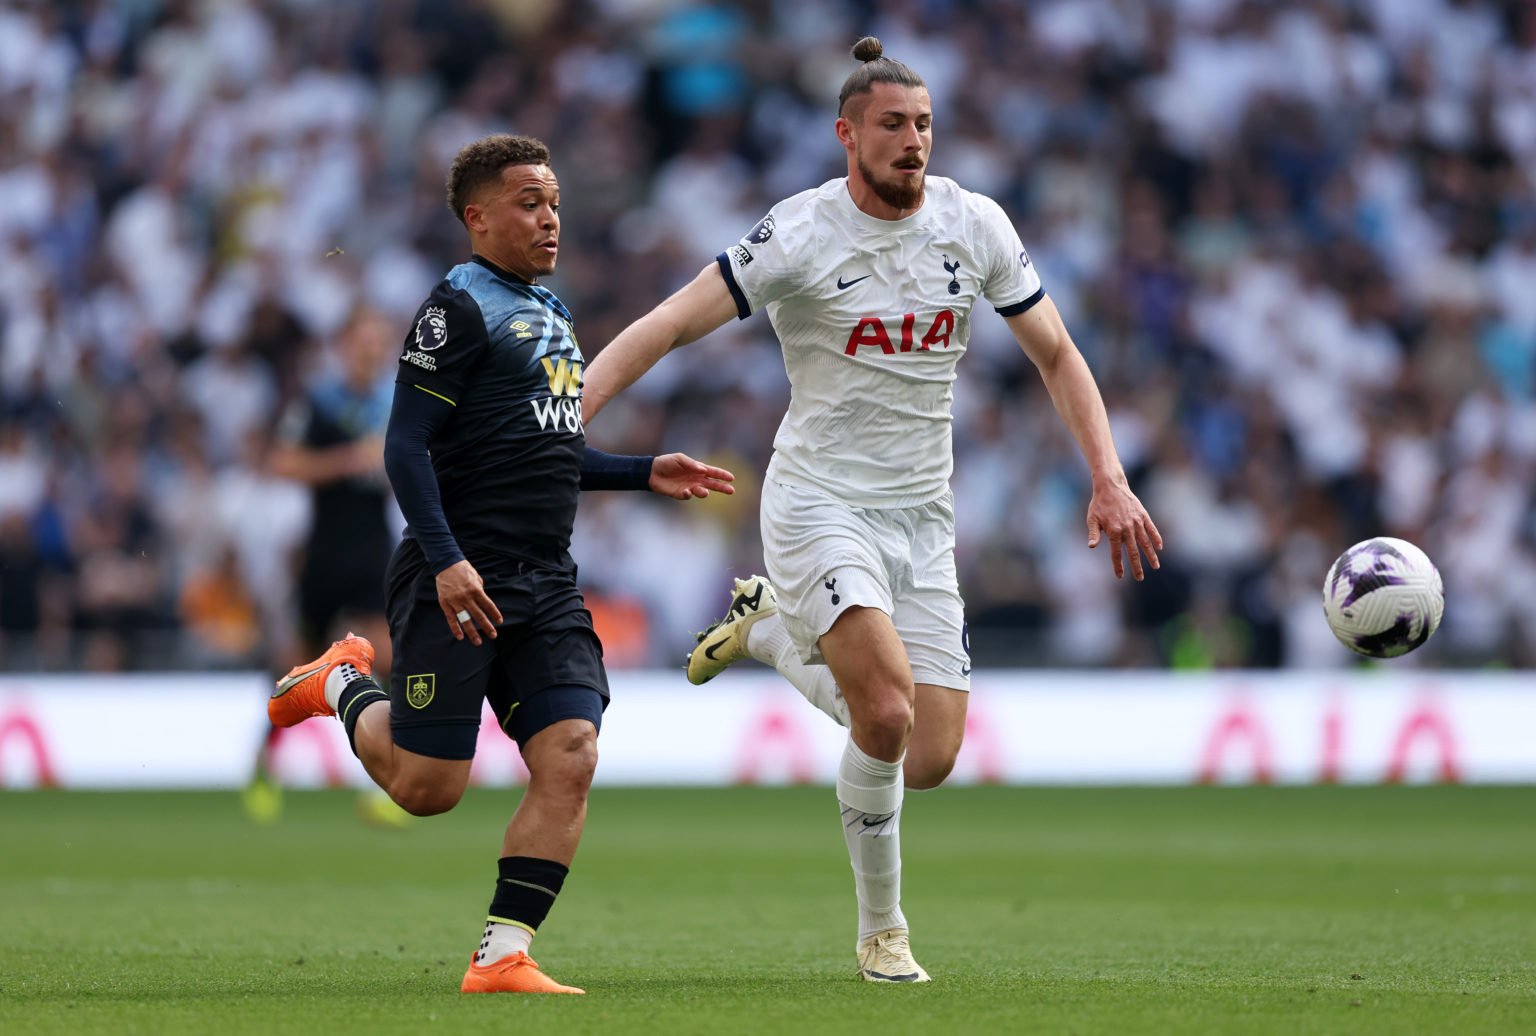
[760,479,970,691]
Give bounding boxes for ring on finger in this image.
[455,609,471,623]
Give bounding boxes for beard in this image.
[857,154,925,211]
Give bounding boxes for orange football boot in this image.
[269,633,375,728]
[461,952,585,994]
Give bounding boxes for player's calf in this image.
[903,754,956,791]
[389,779,466,817]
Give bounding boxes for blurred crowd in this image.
[1,0,1533,672]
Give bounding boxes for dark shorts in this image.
[384,544,609,761]
[299,558,387,645]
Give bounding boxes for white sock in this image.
[748,613,850,726]
[836,736,907,939]
[475,919,534,964]
[323,662,366,711]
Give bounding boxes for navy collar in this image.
[471,253,532,283]
[470,254,573,326]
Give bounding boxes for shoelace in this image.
[482,955,537,972]
[871,933,915,968]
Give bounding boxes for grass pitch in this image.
[1,786,1532,1035]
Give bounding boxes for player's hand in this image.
[648,452,735,500]
[1086,475,1163,581]
[435,559,502,645]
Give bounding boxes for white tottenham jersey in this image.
[716,176,1044,508]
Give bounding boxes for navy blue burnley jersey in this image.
[395,256,586,571]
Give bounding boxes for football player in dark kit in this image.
[244,307,408,828]
[268,134,733,995]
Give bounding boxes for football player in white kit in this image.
[581,37,1162,982]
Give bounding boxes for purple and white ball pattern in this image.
[1322,537,1444,658]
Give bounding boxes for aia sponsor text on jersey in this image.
[843,310,956,356]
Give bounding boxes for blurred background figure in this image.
[0,0,1531,673]
[245,306,406,826]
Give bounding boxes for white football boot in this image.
[686,575,778,685]
[856,927,931,983]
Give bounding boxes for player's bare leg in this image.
[817,606,930,982]
[700,577,962,790]
[350,704,592,993]
[331,613,412,828]
[905,684,967,790]
[347,700,472,815]
[277,642,588,994]
[461,717,595,994]
[348,704,588,993]
[684,578,940,978]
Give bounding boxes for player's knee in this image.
[851,695,913,759]
[532,725,598,798]
[864,695,914,743]
[389,779,464,817]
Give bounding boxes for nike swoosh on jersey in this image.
[836,274,871,290]
[272,664,328,698]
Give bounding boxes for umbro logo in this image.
[836,274,871,291]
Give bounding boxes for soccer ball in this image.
[1322,537,1444,658]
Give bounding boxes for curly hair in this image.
[837,36,927,120]
[446,134,552,225]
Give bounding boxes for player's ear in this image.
[834,115,856,151]
[463,201,487,234]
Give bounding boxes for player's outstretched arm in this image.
[1004,296,1164,581]
[581,263,739,424]
[579,447,734,499]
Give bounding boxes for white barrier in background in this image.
[0,670,1532,788]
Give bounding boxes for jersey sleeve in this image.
[714,206,808,320]
[976,196,1045,316]
[395,281,489,407]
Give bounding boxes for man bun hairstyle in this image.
[838,36,926,118]
[446,133,552,225]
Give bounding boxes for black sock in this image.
[337,676,388,756]
[488,856,569,933]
